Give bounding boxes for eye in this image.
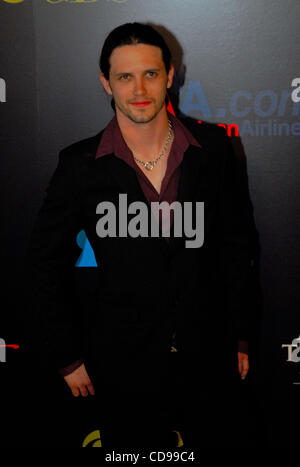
[120,74,130,81]
[147,71,157,77]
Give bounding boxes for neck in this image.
[116,106,170,160]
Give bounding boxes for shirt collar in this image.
[95,111,201,160]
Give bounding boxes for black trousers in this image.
[58,351,241,448]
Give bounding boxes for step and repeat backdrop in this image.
[0,0,299,448]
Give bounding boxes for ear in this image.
[166,64,175,89]
[99,72,113,95]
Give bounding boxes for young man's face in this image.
[100,43,174,124]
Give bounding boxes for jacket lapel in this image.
[168,144,208,250]
[105,154,149,205]
[88,130,149,205]
[177,144,208,203]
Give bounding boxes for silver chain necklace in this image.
[133,118,173,171]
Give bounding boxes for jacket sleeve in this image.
[218,129,260,345]
[27,148,86,369]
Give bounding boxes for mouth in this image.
[130,101,152,107]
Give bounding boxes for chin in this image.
[129,111,157,124]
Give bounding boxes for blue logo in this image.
[179,81,300,136]
[75,230,97,267]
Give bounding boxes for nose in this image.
[133,77,146,96]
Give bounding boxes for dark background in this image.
[0,0,299,448]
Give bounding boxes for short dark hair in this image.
[99,22,172,80]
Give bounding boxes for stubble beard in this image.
[115,93,167,125]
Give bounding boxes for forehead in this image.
[109,43,164,72]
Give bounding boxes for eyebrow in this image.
[113,68,161,77]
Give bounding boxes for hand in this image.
[63,362,95,397]
[237,352,249,380]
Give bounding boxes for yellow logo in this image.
[82,428,183,448]
[47,0,97,3]
[47,0,128,3]
[2,0,24,3]
[82,429,102,447]
[174,430,184,447]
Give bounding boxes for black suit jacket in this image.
[27,119,258,391]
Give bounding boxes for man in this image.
[28,22,254,448]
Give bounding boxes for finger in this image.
[241,362,249,379]
[87,382,95,395]
[71,386,80,397]
[79,385,89,397]
[238,358,243,376]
